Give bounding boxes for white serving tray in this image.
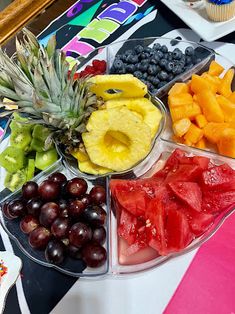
[160,0,235,42]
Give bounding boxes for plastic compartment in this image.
[0,160,109,277]
[108,139,235,276]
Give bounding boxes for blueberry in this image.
[158,81,167,89]
[155,65,161,74]
[126,54,139,64]
[185,56,192,65]
[161,45,168,53]
[144,47,152,54]
[113,59,124,70]
[142,72,148,79]
[126,64,136,73]
[180,55,186,65]
[153,43,161,50]
[133,71,143,79]
[145,81,153,90]
[152,55,160,64]
[158,70,169,81]
[116,67,126,74]
[150,58,158,65]
[185,46,195,56]
[147,75,155,83]
[172,65,183,75]
[159,59,168,69]
[173,48,183,60]
[140,52,150,60]
[165,61,174,72]
[148,65,159,75]
[125,49,134,55]
[151,77,160,86]
[135,63,142,71]
[155,51,164,59]
[134,45,144,54]
[139,63,148,72]
[167,73,174,82]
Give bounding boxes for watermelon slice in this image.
[202,190,235,214]
[164,148,186,170]
[114,190,147,217]
[165,164,202,183]
[168,181,202,212]
[192,156,210,170]
[118,209,138,245]
[201,164,235,191]
[165,208,193,254]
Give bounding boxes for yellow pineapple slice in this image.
[104,98,162,138]
[82,107,151,171]
[89,74,147,101]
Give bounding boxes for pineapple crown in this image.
[0,29,99,134]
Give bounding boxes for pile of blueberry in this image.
[110,43,202,94]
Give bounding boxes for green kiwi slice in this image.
[10,129,32,151]
[10,112,32,132]
[35,148,58,171]
[32,125,51,142]
[30,138,45,153]
[4,169,27,192]
[0,146,25,173]
[26,159,35,180]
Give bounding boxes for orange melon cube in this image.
[201,73,221,93]
[203,122,230,144]
[191,74,217,94]
[208,60,224,76]
[229,92,235,103]
[197,90,224,122]
[217,95,235,123]
[218,68,234,98]
[168,83,189,95]
[173,118,191,137]
[217,128,235,158]
[184,123,204,144]
[195,137,206,149]
[195,114,208,128]
[168,93,193,108]
[172,135,184,144]
[170,103,201,122]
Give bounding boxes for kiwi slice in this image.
[30,138,45,153]
[32,125,51,142]
[0,146,25,173]
[10,129,32,151]
[4,169,27,192]
[10,112,32,132]
[26,159,35,180]
[35,148,58,171]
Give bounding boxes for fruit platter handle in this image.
[0,0,56,46]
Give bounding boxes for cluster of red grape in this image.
[2,172,107,268]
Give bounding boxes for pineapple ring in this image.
[82,107,152,172]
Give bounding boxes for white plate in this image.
[160,0,235,42]
[0,251,22,314]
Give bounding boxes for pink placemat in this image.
[164,212,235,314]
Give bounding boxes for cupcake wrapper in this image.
[206,1,235,22]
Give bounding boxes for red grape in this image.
[92,227,106,245]
[2,202,14,219]
[80,194,91,207]
[67,244,82,260]
[45,240,65,264]
[58,199,68,211]
[66,178,87,198]
[69,222,92,248]
[68,199,86,219]
[20,215,39,234]
[29,226,51,249]
[22,181,38,200]
[82,205,106,227]
[60,208,69,218]
[82,243,107,268]
[27,198,43,216]
[38,180,60,201]
[89,186,106,204]
[8,199,26,218]
[48,172,67,185]
[51,217,70,239]
[39,202,60,228]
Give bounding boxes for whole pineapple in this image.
[0,28,101,152]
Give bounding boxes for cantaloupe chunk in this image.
[172,135,184,144]
[191,74,217,94]
[217,95,235,123]
[168,93,193,108]
[201,73,221,93]
[170,103,201,122]
[203,122,230,144]
[195,114,208,128]
[217,128,235,158]
[229,92,235,103]
[218,68,234,98]
[195,137,206,149]
[173,118,191,137]
[168,83,189,95]
[208,60,224,76]
[184,123,204,144]
[197,90,224,122]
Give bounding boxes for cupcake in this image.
[205,0,235,22]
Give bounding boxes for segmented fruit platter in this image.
[0,31,234,277]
